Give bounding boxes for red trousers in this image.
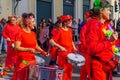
[5,42,16,69]
[50,46,58,60]
[80,65,87,80]
[57,51,74,80]
[12,66,29,80]
[12,57,36,80]
[86,56,107,80]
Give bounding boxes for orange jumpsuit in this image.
[2,23,20,69]
[12,29,37,80]
[52,28,74,80]
[85,18,114,80]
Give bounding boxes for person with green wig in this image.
[80,0,118,80]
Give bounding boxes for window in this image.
[63,0,74,17]
[63,0,74,5]
[40,0,52,2]
[83,0,90,20]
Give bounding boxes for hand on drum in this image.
[34,50,49,57]
[44,52,49,57]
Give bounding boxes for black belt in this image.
[92,56,100,61]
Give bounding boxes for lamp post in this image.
[114,0,118,29]
[14,0,21,14]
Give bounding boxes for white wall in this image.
[17,0,29,16]
[77,0,83,21]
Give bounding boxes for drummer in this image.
[12,13,48,80]
[50,15,77,80]
[79,10,93,80]
[84,0,118,80]
[49,19,62,65]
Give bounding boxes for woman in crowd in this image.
[38,22,49,51]
[50,15,77,80]
[12,13,48,80]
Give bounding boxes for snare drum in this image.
[35,55,45,65]
[34,65,64,80]
[67,53,85,67]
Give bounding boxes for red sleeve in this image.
[86,23,112,55]
[2,24,9,39]
[51,28,55,35]
[15,30,22,42]
[52,30,61,42]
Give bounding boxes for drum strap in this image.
[90,56,93,78]
[92,56,100,61]
[90,56,100,78]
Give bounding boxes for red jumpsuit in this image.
[52,28,74,80]
[12,29,37,80]
[50,28,59,61]
[85,18,114,80]
[2,23,20,69]
[79,21,88,80]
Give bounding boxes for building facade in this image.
[0,0,120,23]
[0,0,13,19]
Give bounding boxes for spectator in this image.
[38,22,49,51]
[71,19,78,42]
[0,18,7,54]
[47,18,54,37]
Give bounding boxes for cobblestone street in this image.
[0,52,120,80]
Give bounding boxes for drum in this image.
[35,55,45,65]
[33,65,64,80]
[67,53,85,67]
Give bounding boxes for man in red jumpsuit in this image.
[79,11,92,80]
[50,15,77,80]
[2,15,20,70]
[83,0,118,80]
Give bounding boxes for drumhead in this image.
[35,55,45,64]
[68,53,85,62]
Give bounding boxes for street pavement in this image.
[0,51,120,80]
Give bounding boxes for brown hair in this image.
[92,0,111,17]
